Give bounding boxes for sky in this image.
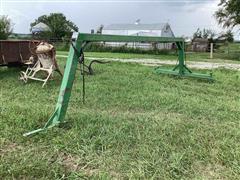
[0,0,239,39]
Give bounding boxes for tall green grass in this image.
[84,43,176,55]
[0,57,240,179]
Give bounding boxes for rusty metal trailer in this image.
[0,40,39,67]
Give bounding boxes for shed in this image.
[191,38,209,52]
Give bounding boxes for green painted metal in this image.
[23,34,83,136]
[24,33,213,136]
[78,33,184,43]
[155,41,213,81]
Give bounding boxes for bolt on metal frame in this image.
[23,33,213,136]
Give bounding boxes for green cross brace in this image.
[23,33,213,136]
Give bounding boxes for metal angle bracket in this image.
[23,107,60,136]
[155,66,214,81]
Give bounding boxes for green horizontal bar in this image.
[78,33,184,43]
[155,68,214,81]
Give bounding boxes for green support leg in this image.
[23,35,83,136]
[155,41,213,81]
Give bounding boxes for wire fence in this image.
[211,42,240,61]
[50,40,240,61]
[9,36,240,61]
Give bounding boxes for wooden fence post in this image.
[210,43,213,59]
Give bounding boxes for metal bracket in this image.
[155,66,214,81]
[23,107,60,136]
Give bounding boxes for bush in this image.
[0,15,13,40]
[52,41,70,51]
[84,43,176,55]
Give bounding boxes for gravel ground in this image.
[57,55,240,71]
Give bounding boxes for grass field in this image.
[215,43,240,61]
[1,54,240,179]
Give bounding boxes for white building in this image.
[102,23,175,49]
[31,22,51,33]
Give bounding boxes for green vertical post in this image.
[172,41,187,75]
[24,34,83,136]
[177,41,185,75]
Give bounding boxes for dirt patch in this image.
[60,152,81,171]
[55,152,99,176]
[55,152,121,178]
[0,142,23,155]
[194,162,227,179]
[52,152,82,172]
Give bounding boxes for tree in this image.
[0,16,13,40]
[217,30,234,42]
[215,0,240,28]
[193,28,216,39]
[202,29,216,39]
[193,28,202,39]
[96,24,104,34]
[30,13,78,39]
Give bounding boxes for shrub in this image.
[0,15,13,40]
[84,43,176,55]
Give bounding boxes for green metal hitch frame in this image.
[23,33,213,136]
[155,41,214,80]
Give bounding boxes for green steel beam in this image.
[23,34,83,136]
[155,68,214,81]
[78,33,184,43]
[23,33,213,136]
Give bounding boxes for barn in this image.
[102,22,175,49]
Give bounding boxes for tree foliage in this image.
[193,28,216,39]
[30,13,78,39]
[215,0,240,28]
[0,16,13,40]
[193,28,234,42]
[218,30,234,42]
